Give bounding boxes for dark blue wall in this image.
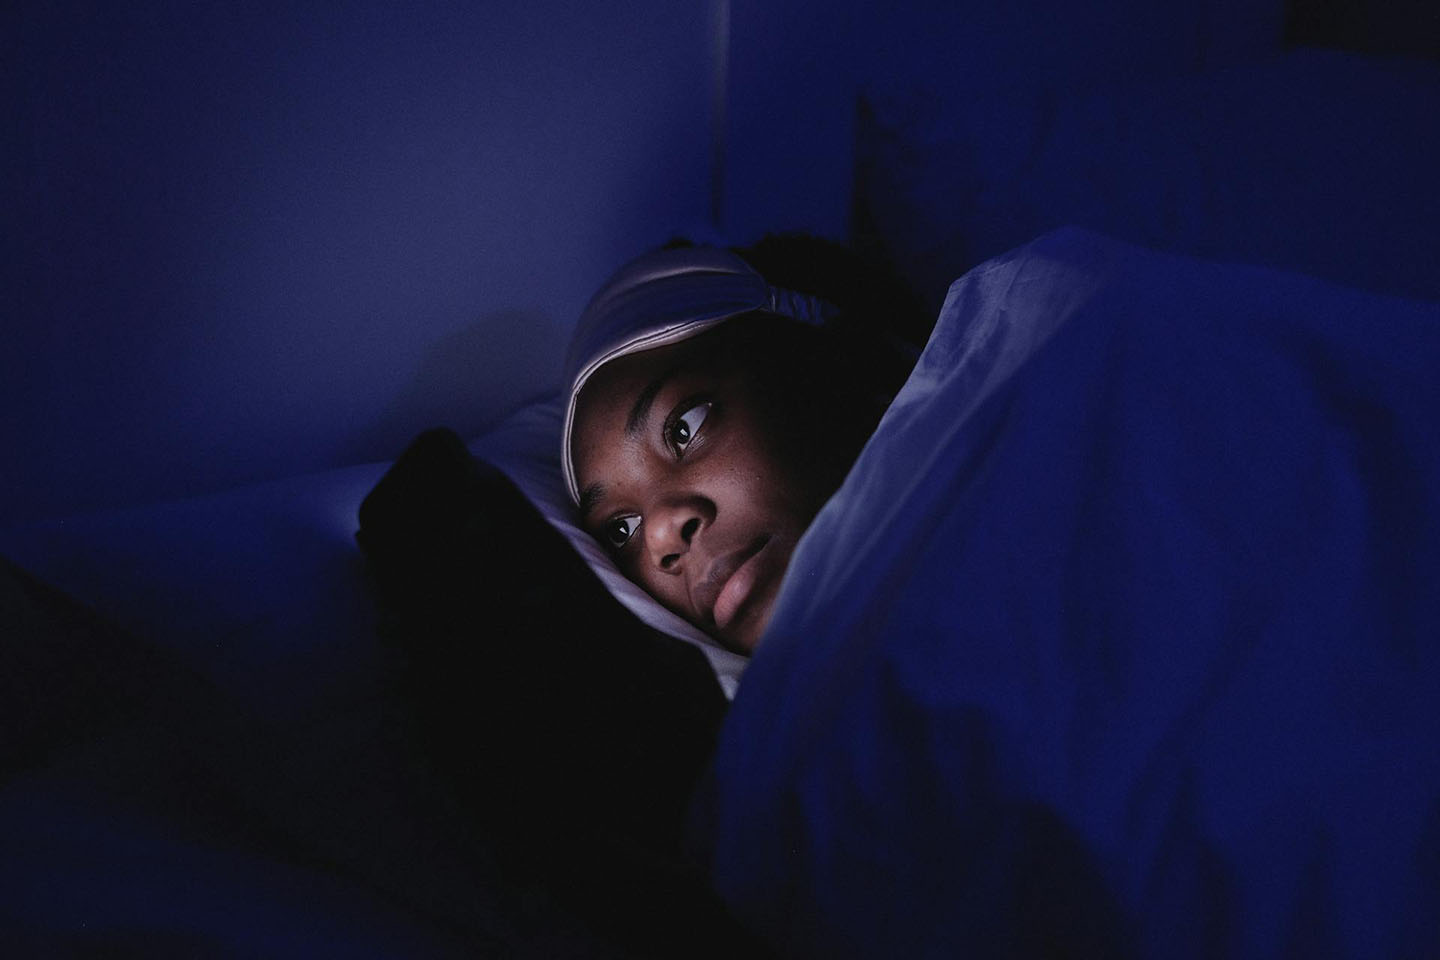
[7,0,1336,526]
[4,1,733,524]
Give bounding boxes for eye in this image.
[603,513,642,549]
[667,401,711,455]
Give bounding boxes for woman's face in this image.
[571,319,835,654]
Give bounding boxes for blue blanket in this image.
[700,229,1440,958]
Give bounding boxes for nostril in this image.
[660,552,679,570]
[680,517,700,543]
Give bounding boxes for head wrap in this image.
[561,245,833,503]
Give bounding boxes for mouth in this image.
[695,535,773,633]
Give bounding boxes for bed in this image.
[0,434,753,957]
[6,13,1440,960]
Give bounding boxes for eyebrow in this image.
[625,370,673,439]
[578,482,605,521]
[580,368,675,522]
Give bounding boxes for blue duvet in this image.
[700,229,1440,958]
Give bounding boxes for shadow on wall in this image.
[1286,0,1440,59]
[348,310,565,465]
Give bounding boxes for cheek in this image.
[712,422,818,526]
[616,549,688,609]
[756,395,857,512]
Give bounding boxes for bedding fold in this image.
[700,228,1440,958]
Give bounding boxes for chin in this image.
[719,579,779,655]
[722,529,804,654]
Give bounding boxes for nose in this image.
[645,497,711,573]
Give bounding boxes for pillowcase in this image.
[466,396,749,697]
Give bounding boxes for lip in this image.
[694,535,772,632]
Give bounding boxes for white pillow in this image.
[469,397,747,699]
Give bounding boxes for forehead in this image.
[573,330,725,439]
[568,314,785,503]
[568,342,690,516]
[577,343,684,432]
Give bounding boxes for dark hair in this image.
[662,231,930,352]
[733,233,927,414]
[731,232,931,348]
